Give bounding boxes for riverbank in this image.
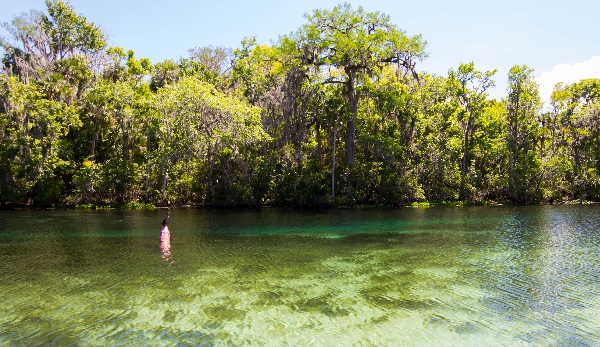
[2,199,598,210]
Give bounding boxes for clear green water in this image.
[1,206,599,346]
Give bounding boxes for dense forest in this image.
[1,1,600,207]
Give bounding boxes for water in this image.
[1,206,599,346]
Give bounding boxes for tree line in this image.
[1,1,599,207]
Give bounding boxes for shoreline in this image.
[1,199,598,211]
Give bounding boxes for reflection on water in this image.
[160,238,173,266]
[1,206,600,345]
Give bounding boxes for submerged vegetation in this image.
[1,1,600,207]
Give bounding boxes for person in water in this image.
[159,212,170,242]
[160,212,173,265]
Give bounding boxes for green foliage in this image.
[1,1,598,207]
[448,62,496,199]
[1,1,106,81]
[43,0,106,57]
[294,3,427,72]
[75,202,155,209]
[232,37,282,104]
[104,47,152,83]
[504,65,542,202]
[149,59,180,91]
[284,3,427,168]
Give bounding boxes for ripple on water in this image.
[2,207,600,345]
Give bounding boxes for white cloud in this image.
[537,56,600,103]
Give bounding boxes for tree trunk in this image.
[161,165,168,205]
[221,157,230,204]
[346,119,356,167]
[332,122,337,200]
[122,120,129,162]
[20,109,29,157]
[90,131,96,160]
[23,110,29,139]
[460,133,468,199]
[540,117,545,160]
[207,155,213,202]
[316,122,322,164]
[509,118,517,196]
[145,134,150,201]
[460,118,472,200]
[207,141,218,203]
[346,72,357,168]
[508,96,520,199]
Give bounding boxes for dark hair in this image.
[162,212,169,226]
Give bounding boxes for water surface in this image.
[1,206,599,346]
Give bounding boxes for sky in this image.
[1,0,599,103]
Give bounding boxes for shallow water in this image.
[1,206,599,346]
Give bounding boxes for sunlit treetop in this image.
[282,2,427,81]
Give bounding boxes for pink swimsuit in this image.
[159,225,170,242]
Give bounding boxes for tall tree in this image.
[188,45,233,89]
[549,78,600,200]
[1,0,106,82]
[284,3,426,167]
[448,62,496,199]
[505,65,541,201]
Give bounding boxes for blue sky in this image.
[1,0,599,101]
